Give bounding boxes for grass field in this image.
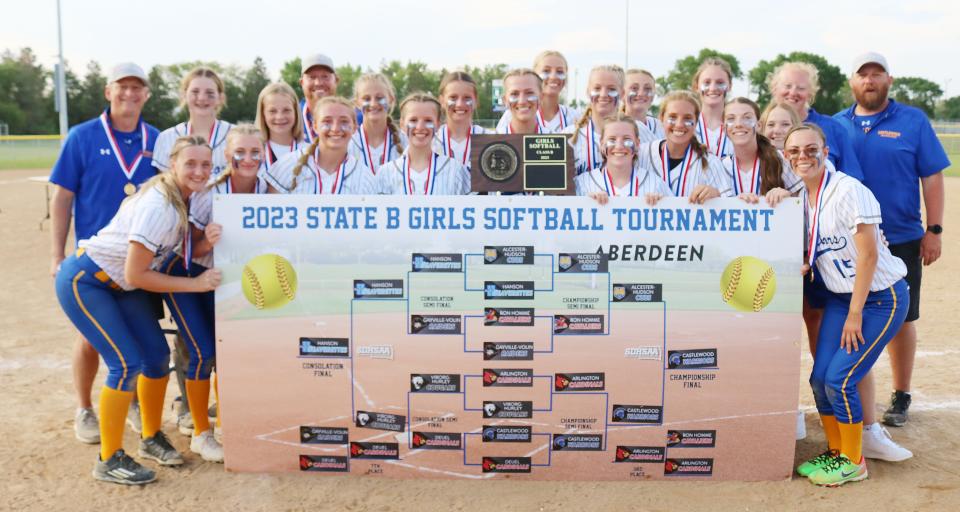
[1,137,958,175]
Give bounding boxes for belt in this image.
[75,248,121,290]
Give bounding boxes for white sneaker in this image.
[862,422,913,462]
[190,429,224,463]
[75,407,100,444]
[796,409,807,440]
[126,400,142,434]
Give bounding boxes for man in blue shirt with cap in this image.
[49,62,159,445]
[835,52,950,428]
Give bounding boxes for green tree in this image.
[462,63,509,123]
[141,64,178,129]
[749,52,845,114]
[937,96,960,121]
[0,48,55,133]
[220,57,271,123]
[280,57,301,96]
[890,76,943,117]
[657,48,742,95]
[336,64,363,99]
[67,61,107,125]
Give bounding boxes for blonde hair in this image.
[398,92,442,155]
[135,135,210,234]
[503,68,542,91]
[658,90,708,170]
[723,98,784,193]
[784,122,827,147]
[178,66,226,113]
[572,65,625,145]
[691,57,733,92]
[255,82,304,143]
[438,71,478,122]
[211,124,262,188]
[621,68,656,116]
[291,96,356,189]
[532,50,569,72]
[353,73,402,153]
[599,112,641,166]
[767,61,821,105]
[759,101,801,131]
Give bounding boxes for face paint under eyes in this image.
[232,152,263,165]
[700,83,729,93]
[725,118,757,129]
[319,122,352,132]
[361,97,390,111]
[539,71,567,81]
[604,139,636,149]
[446,98,475,108]
[508,94,539,104]
[665,118,696,128]
[590,90,620,101]
[406,121,435,131]
[628,90,654,99]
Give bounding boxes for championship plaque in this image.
[471,134,574,194]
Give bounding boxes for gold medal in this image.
[124,182,136,195]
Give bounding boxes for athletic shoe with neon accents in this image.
[808,454,868,487]
[92,449,157,485]
[138,431,184,466]
[796,449,838,477]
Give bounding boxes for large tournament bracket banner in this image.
[213,195,802,481]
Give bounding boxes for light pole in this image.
[55,0,68,144]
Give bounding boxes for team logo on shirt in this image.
[817,234,848,253]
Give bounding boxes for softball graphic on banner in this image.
[241,253,298,310]
[720,256,776,312]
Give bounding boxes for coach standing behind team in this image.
[299,54,339,142]
[835,52,950,427]
[49,63,158,444]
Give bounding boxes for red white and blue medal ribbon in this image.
[440,125,472,166]
[660,142,695,197]
[805,170,831,279]
[264,140,297,170]
[732,156,761,195]
[603,166,638,196]
[302,102,316,142]
[186,120,219,147]
[402,153,438,195]
[585,119,599,171]
[311,148,346,195]
[697,114,726,156]
[536,106,568,131]
[358,125,390,174]
[99,111,147,180]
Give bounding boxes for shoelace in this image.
[811,449,838,465]
[822,454,852,472]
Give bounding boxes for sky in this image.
[3,0,959,105]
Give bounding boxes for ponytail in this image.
[291,137,321,190]
[757,134,785,193]
[384,116,403,155]
[570,105,593,146]
[135,135,210,234]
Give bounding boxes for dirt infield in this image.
[1,169,958,510]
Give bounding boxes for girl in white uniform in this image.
[789,123,908,486]
[379,93,470,195]
[637,91,731,203]
[567,65,627,176]
[433,71,490,171]
[496,51,579,134]
[575,112,671,205]
[349,73,404,174]
[255,82,305,173]
[760,101,801,152]
[55,136,220,484]
[153,67,234,174]
[722,97,801,204]
[496,69,544,135]
[692,58,734,158]
[264,96,377,195]
[622,69,663,142]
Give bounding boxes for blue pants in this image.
[55,251,170,391]
[160,253,216,380]
[810,279,908,423]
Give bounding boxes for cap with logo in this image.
[851,52,889,75]
[301,54,336,74]
[108,62,149,85]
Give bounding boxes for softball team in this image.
[54,50,930,488]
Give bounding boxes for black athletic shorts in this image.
[888,238,922,322]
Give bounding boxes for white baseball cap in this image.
[301,54,336,74]
[108,62,149,85]
[851,52,890,75]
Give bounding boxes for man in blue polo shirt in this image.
[49,62,159,444]
[835,52,950,428]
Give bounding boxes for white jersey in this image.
[432,124,490,169]
[377,153,470,195]
[186,174,270,268]
[262,139,306,174]
[263,149,377,195]
[152,120,234,175]
[575,164,673,198]
[694,115,734,159]
[496,105,580,134]
[348,125,405,175]
[633,120,659,145]
[721,152,803,196]
[79,187,184,290]
[643,115,665,139]
[564,119,602,176]
[638,140,732,198]
[806,171,906,294]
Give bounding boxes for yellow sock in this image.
[838,421,864,463]
[185,379,211,434]
[820,414,841,452]
[137,374,169,438]
[99,387,134,461]
[213,372,221,429]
